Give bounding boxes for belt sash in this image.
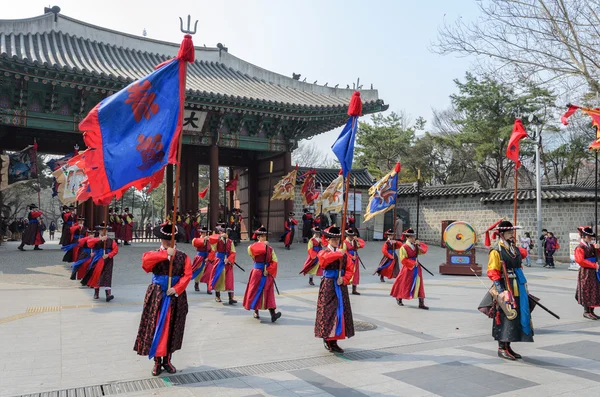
[323,269,344,336]
[192,251,208,280]
[29,219,38,224]
[514,268,532,335]
[71,247,92,270]
[407,257,419,297]
[148,274,181,359]
[210,252,227,289]
[588,257,600,282]
[378,249,397,272]
[250,262,268,309]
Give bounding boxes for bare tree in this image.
[292,141,335,167]
[434,0,600,98]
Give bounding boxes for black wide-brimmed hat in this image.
[402,228,416,236]
[28,203,38,209]
[254,226,268,235]
[77,216,85,221]
[153,223,185,241]
[198,226,209,233]
[312,226,322,234]
[495,220,521,231]
[345,227,356,237]
[325,226,342,238]
[578,226,595,237]
[95,222,112,231]
[288,212,295,217]
[62,205,70,211]
[385,229,395,236]
[124,208,129,212]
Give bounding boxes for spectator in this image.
[520,232,532,267]
[49,221,56,240]
[539,228,548,263]
[145,222,152,239]
[394,214,404,240]
[544,231,558,269]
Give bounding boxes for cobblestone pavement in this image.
[0,238,598,397]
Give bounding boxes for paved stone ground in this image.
[0,238,598,397]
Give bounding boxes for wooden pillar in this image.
[228,168,235,210]
[248,164,258,232]
[179,148,199,214]
[283,151,293,217]
[165,164,174,217]
[209,145,219,228]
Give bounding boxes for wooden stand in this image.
[439,248,481,276]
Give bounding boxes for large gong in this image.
[443,221,477,252]
[439,221,481,276]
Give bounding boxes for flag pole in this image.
[339,171,351,277]
[266,161,273,236]
[34,139,41,208]
[353,176,356,232]
[595,150,598,237]
[513,166,518,227]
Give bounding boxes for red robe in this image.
[243,242,278,310]
[21,210,44,246]
[390,242,429,299]
[208,234,236,291]
[192,235,212,282]
[121,213,133,242]
[84,237,119,288]
[75,236,93,280]
[341,237,365,286]
[283,218,298,246]
[300,237,323,276]
[376,239,403,279]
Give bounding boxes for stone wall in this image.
[398,194,595,248]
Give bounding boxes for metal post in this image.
[536,124,544,264]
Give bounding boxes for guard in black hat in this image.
[375,229,403,282]
[61,216,88,263]
[282,212,298,250]
[478,219,535,361]
[81,222,118,302]
[18,204,45,251]
[192,226,213,295]
[60,205,76,246]
[134,223,192,376]
[243,227,282,322]
[390,228,429,309]
[121,208,134,245]
[302,208,314,243]
[574,226,600,320]
[341,227,365,295]
[314,226,355,353]
[300,227,323,285]
[208,223,237,304]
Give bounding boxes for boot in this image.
[194,282,200,292]
[124,241,130,246]
[151,357,163,376]
[323,338,332,352]
[418,298,429,310]
[584,308,597,320]
[34,245,42,250]
[497,342,517,361]
[17,244,25,251]
[380,275,385,283]
[329,340,344,353]
[105,289,114,302]
[215,291,222,303]
[352,285,361,295]
[269,308,282,323]
[162,354,176,374]
[207,287,212,295]
[590,308,599,320]
[228,292,237,305]
[506,343,522,359]
[309,277,315,286]
[70,270,77,280]
[253,310,260,319]
[93,288,100,299]
[396,298,404,306]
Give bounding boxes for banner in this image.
[0,145,38,191]
[272,167,298,201]
[363,163,400,222]
[52,163,87,205]
[320,174,344,213]
[300,169,319,206]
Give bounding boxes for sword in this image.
[529,295,560,319]
[233,262,246,272]
[357,254,367,270]
[273,278,280,295]
[420,262,434,277]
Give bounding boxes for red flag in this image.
[506,119,528,169]
[225,174,238,191]
[561,104,580,125]
[198,184,209,199]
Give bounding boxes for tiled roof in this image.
[297,167,375,188]
[0,13,387,120]
[481,186,596,202]
[397,182,485,197]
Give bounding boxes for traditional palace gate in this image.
[0,9,387,235]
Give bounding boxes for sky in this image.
[4,0,480,155]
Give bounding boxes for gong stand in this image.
[439,221,482,276]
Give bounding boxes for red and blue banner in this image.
[331,92,363,177]
[75,35,195,204]
[363,162,401,222]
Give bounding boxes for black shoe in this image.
[549,265,555,269]
[162,355,176,374]
[352,286,360,295]
[17,246,25,251]
[207,289,213,295]
[270,310,282,323]
[380,276,385,283]
[419,304,429,310]
[253,311,260,319]
[323,339,332,352]
[34,247,43,250]
[498,348,517,360]
[105,290,114,302]
[309,278,315,286]
[396,299,404,306]
[93,289,100,299]
[152,358,163,376]
[194,282,200,292]
[329,341,344,353]
[229,299,237,305]
[507,346,522,359]
[584,312,597,320]
[543,264,549,268]
[215,292,222,303]
[70,271,77,281]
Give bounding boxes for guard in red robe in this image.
[302,208,314,243]
[315,226,355,353]
[192,226,213,295]
[70,229,95,280]
[574,226,600,320]
[81,223,119,301]
[134,224,191,376]
[243,227,282,322]
[121,208,134,245]
[282,212,298,250]
[183,211,193,243]
[390,228,429,309]
[62,216,87,262]
[347,211,360,237]
[341,228,365,295]
[18,204,45,251]
[300,227,323,285]
[208,225,237,304]
[59,205,76,246]
[375,229,402,282]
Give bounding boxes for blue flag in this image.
[363,163,401,222]
[331,116,359,177]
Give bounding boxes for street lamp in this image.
[528,114,544,264]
